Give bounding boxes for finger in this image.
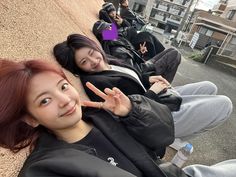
[83,100,104,109]
[104,87,116,96]
[161,78,170,85]
[143,41,146,46]
[113,87,123,95]
[86,82,107,100]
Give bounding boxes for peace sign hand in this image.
[139,41,148,54]
[82,82,132,117]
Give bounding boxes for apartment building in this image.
[129,0,191,32]
[212,0,228,16]
[187,0,236,57]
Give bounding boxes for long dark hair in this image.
[0,59,67,152]
[53,34,108,75]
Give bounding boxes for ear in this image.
[22,114,40,128]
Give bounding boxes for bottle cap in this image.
[184,143,193,154]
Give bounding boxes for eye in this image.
[61,83,69,91]
[80,59,87,65]
[40,98,51,106]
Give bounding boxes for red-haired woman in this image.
[0,59,175,177]
[0,59,235,177]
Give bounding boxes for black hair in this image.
[53,34,108,75]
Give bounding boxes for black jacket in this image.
[18,95,188,177]
[80,61,158,104]
[130,32,165,60]
[120,6,146,30]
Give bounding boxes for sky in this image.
[195,0,220,11]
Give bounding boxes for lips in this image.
[93,62,100,70]
[61,104,76,117]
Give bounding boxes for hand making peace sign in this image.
[82,82,132,117]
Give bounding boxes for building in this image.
[129,0,192,32]
[212,0,228,16]
[187,0,236,58]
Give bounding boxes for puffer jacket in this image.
[18,95,188,177]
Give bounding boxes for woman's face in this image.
[26,71,82,131]
[109,10,117,19]
[121,0,129,7]
[75,47,109,73]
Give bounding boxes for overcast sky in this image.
[196,0,220,11]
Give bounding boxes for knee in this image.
[219,95,233,117]
[201,81,218,95]
[168,50,181,63]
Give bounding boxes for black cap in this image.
[102,2,116,14]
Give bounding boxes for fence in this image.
[217,33,236,60]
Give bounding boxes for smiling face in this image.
[25,71,82,132]
[75,47,109,73]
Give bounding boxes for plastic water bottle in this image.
[171,143,193,168]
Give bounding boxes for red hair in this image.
[0,59,67,152]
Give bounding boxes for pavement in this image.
[152,29,236,166]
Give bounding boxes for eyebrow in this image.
[88,48,93,55]
[33,78,65,103]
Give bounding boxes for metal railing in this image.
[217,33,236,60]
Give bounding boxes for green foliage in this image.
[189,52,204,62]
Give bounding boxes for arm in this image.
[121,94,174,150]
[83,82,174,150]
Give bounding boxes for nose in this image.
[57,92,71,108]
[88,56,98,67]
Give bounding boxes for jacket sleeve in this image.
[121,19,131,28]
[120,94,175,150]
[80,75,120,102]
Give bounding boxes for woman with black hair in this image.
[53,34,232,151]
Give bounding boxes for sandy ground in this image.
[0,0,104,176]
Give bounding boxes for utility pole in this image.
[144,0,155,21]
[174,0,195,39]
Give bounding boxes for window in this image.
[231,36,236,45]
[205,30,213,37]
[199,27,207,34]
[199,27,213,37]
[227,10,236,20]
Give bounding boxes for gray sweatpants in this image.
[183,159,236,177]
[172,81,233,140]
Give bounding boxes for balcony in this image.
[158,4,167,11]
[166,17,181,27]
[169,8,180,15]
[154,14,167,22]
[163,0,190,7]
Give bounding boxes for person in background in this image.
[53,34,233,151]
[99,2,131,30]
[99,2,165,60]
[92,21,180,83]
[119,0,146,31]
[104,0,119,12]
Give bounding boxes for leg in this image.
[174,81,218,96]
[172,95,232,140]
[183,159,236,177]
[145,48,175,64]
[147,48,181,83]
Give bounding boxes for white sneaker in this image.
[169,138,189,151]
